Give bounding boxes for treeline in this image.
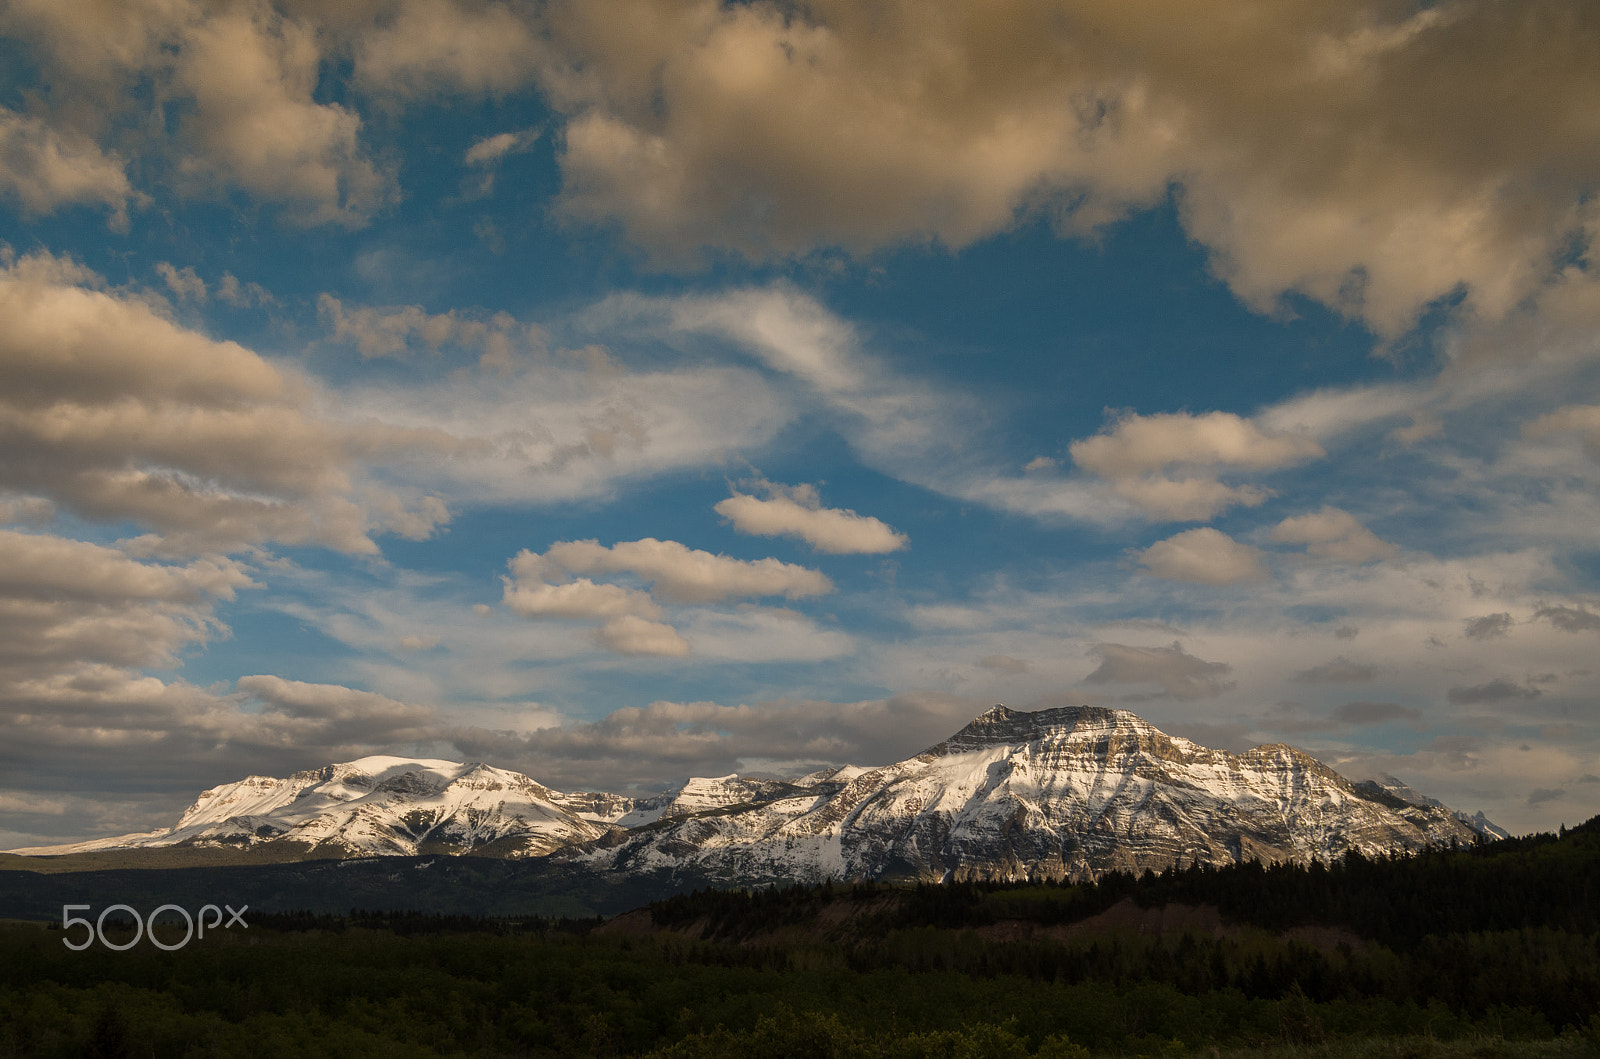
[0,816,1595,1056]
[650,815,1600,949]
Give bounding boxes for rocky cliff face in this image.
[10,707,1495,883]
[573,705,1488,886]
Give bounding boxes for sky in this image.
[2,0,1598,847]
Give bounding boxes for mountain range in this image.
[9,706,1501,887]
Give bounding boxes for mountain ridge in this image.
[7,706,1501,884]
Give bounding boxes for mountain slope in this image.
[10,756,615,858]
[569,705,1488,886]
[7,707,1497,883]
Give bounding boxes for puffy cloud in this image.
[1135,527,1269,586]
[1463,613,1514,640]
[593,615,690,657]
[715,481,906,554]
[504,578,662,621]
[1332,700,1420,726]
[1072,411,1324,479]
[520,537,833,604]
[0,108,135,226]
[353,0,546,98]
[1268,508,1398,563]
[1084,641,1234,700]
[0,529,253,679]
[1447,678,1541,705]
[1070,411,1321,522]
[504,538,831,657]
[1292,657,1376,684]
[538,0,1600,338]
[1533,603,1600,633]
[3,0,393,226]
[0,252,450,555]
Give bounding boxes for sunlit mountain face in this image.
[1,1,1597,854]
[12,708,1499,892]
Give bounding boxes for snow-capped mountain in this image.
[569,705,1496,886]
[10,708,1500,883]
[11,756,614,858]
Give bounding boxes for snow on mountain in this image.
[11,755,614,858]
[1355,775,1512,840]
[570,705,1494,887]
[7,707,1502,881]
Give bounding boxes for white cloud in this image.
[538,0,1600,340]
[1136,527,1269,586]
[1269,508,1398,563]
[593,615,690,657]
[0,107,135,226]
[0,251,450,556]
[715,481,906,554]
[503,577,662,621]
[1071,411,1325,479]
[464,127,540,167]
[523,537,833,604]
[1067,411,1322,522]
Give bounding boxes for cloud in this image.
[1069,411,1321,522]
[715,480,906,554]
[1463,613,1513,639]
[318,294,541,367]
[464,128,540,167]
[1447,678,1541,705]
[353,0,546,98]
[1534,603,1600,632]
[216,273,273,308]
[0,108,135,226]
[593,615,691,657]
[0,529,253,679]
[1072,411,1324,479]
[1527,787,1565,807]
[237,675,435,732]
[518,538,833,604]
[1332,700,1420,726]
[1268,508,1399,564]
[3,0,393,226]
[1293,657,1376,684]
[1525,404,1600,460]
[1135,527,1269,586]
[155,263,206,303]
[1085,641,1234,700]
[0,251,451,555]
[978,655,1028,674]
[503,538,832,657]
[447,690,991,791]
[538,0,1600,339]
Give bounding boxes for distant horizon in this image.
[2,1,1597,848]
[6,703,1524,855]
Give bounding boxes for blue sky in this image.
[2,0,1598,845]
